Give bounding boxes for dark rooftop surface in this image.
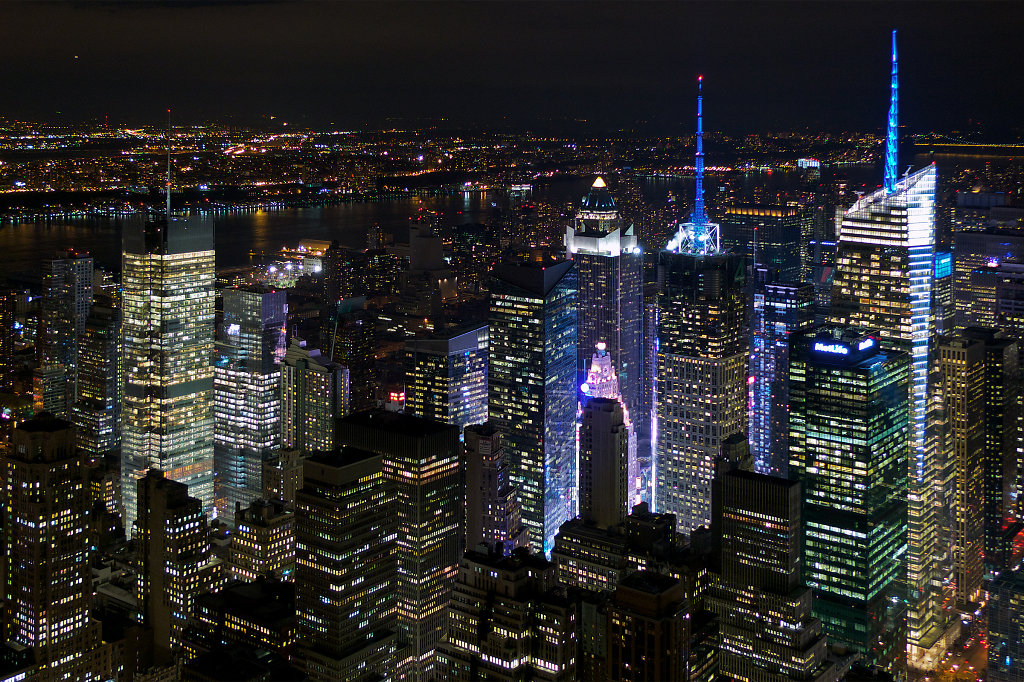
[338,408,458,438]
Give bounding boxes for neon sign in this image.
[814,342,849,355]
[858,338,875,351]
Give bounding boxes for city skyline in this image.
[0,5,1019,681]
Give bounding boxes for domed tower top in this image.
[576,176,621,234]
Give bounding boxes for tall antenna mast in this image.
[664,75,719,256]
[884,30,898,193]
[166,108,172,217]
[693,75,707,227]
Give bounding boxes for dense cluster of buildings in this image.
[0,33,1023,682]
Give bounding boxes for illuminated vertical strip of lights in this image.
[692,76,708,240]
[884,31,898,194]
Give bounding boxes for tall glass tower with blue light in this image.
[489,260,577,555]
[829,31,948,664]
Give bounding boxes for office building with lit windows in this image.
[464,422,526,555]
[749,278,815,476]
[953,228,1024,330]
[280,338,348,455]
[136,469,221,664]
[3,414,93,682]
[721,204,806,281]
[435,547,577,682]
[336,410,462,680]
[789,327,909,673]
[40,249,94,416]
[654,248,747,533]
[960,327,1019,572]
[404,324,488,433]
[827,34,947,659]
[655,76,747,534]
[708,470,835,682]
[214,286,287,523]
[937,336,986,607]
[988,569,1024,682]
[489,260,577,555]
[565,178,642,426]
[229,498,295,582]
[71,301,122,462]
[122,215,216,531]
[294,447,398,681]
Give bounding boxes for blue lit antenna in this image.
[884,30,898,193]
[664,75,719,255]
[692,75,708,231]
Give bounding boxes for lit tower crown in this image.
[884,30,898,193]
[666,76,720,255]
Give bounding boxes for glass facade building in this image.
[488,260,577,555]
[122,215,216,532]
[72,302,122,462]
[789,327,910,673]
[280,338,348,455]
[720,204,806,282]
[214,286,287,524]
[749,277,815,477]
[828,164,946,658]
[404,324,488,435]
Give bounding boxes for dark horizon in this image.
[2,1,1023,137]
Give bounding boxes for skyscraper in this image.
[435,547,577,681]
[960,327,1019,572]
[294,447,398,680]
[280,338,348,454]
[749,278,815,476]
[404,324,488,433]
[988,569,1024,682]
[3,414,93,681]
[827,32,946,662]
[707,470,834,681]
[489,259,577,554]
[122,214,215,531]
[214,286,287,523]
[936,336,986,607]
[789,326,909,672]
[720,204,805,282]
[136,469,219,663]
[565,178,642,424]
[655,77,747,534]
[40,249,94,416]
[71,301,122,462]
[580,343,640,504]
[605,571,715,682]
[322,296,375,412]
[336,410,462,680]
[579,397,630,529]
[464,422,526,555]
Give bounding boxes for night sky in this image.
[3,1,1022,135]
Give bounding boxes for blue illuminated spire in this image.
[692,75,708,227]
[884,30,898,193]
